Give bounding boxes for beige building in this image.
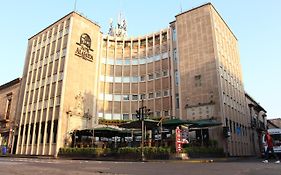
[15,3,258,156]
[0,78,21,154]
[245,93,267,156]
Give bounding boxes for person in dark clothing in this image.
[263,131,280,163]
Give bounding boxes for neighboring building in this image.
[268,118,281,128]
[15,3,254,156]
[0,78,21,153]
[172,4,250,157]
[245,92,267,156]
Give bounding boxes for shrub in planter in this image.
[58,147,111,157]
[117,147,140,159]
[183,146,224,158]
[117,147,170,160]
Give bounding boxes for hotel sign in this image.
[75,33,93,62]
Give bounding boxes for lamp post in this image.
[136,105,145,161]
[136,100,151,161]
[141,115,145,161]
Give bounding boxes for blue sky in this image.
[0,0,280,119]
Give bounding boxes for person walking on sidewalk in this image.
[263,131,280,163]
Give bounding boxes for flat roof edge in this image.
[28,11,100,40]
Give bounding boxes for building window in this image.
[229,120,232,133]
[132,95,139,101]
[162,32,167,43]
[155,72,161,79]
[156,91,161,98]
[35,123,39,144]
[113,114,121,120]
[114,94,122,101]
[123,114,129,120]
[163,90,169,97]
[5,96,12,120]
[123,77,130,83]
[40,122,45,144]
[25,125,29,144]
[104,113,112,120]
[140,94,146,100]
[194,74,202,87]
[175,71,179,86]
[155,111,161,117]
[132,59,138,65]
[53,120,58,143]
[162,70,168,77]
[124,59,130,65]
[176,93,179,109]
[140,75,145,82]
[123,95,130,101]
[148,73,154,80]
[104,94,113,101]
[173,48,177,61]
[140,39,146,48]
[164,110,169,116]
[149,92,154,99]
[172,28,177,41]
[29,124,34,144]
[131,76,139,83]
[98,113,103,118]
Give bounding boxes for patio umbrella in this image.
[76,126,130,138]
[162,118,195,128]
[118,119,159,130]
[189,119,222,128]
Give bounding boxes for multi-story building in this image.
[245,93,267,156]
[0,78,21,154]
[14,3,254,156]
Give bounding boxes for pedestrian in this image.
[262,131,280,163]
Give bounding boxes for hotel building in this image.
[15,3,257,156]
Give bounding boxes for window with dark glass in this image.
[40,122,45,144]
[5,97,12,120]
[53,120,58,143]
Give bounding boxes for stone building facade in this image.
[245,93,267,156]
[14,3,259,156]
[0,78,21,153]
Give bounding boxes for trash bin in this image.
[1,146,7,155]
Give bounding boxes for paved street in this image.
[0,157,281,175]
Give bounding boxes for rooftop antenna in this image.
[74,0,77,12]
[180,0,183,13]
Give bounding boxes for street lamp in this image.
[136,101,151,161]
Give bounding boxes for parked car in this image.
[262,128,281,156]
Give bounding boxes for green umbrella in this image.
[189,119,222,128]
[119,119,159,130]
[162,118,195,128]
[76,126,131,137]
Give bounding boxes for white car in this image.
[262,128,281,156]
